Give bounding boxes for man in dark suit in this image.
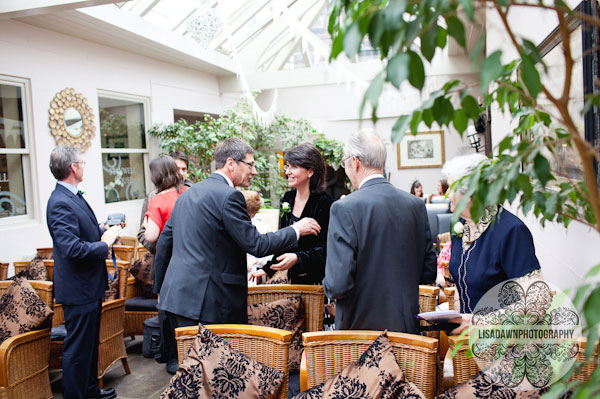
[46,145,122,399]
[154,137,321,373]
[323,130,436,333]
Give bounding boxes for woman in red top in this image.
[144,156,187,242]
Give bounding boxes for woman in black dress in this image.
[252,143,333,284]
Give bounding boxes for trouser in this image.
[62,300,102,399]
[163,312,213,364]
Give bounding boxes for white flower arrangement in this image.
[280,202,291,217]
[453,221,464,237]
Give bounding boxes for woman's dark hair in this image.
[439,179,449,195]
[150,156,183,193]
[410,180,423,196]
[169,151,189,168]
[284,143,327,193]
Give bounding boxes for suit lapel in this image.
[56,184,99,228]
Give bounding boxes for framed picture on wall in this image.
[536,0,599,185]
[396,131,445,169]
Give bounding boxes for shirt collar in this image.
[215,171,234,187]
[358,174,384,189]
[57,180,79,195]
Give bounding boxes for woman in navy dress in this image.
[443,154,541,334]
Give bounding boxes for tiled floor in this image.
[50,337,173,399]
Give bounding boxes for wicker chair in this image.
[0,263,7,280]
[444,287,455,311]
[175,324,292,399]
[135,246,148,262]
[300,330,438,399]
[49,298,130,387]
[0,280,54,399]
[247,284,325,332]
[447,335,597,385]
[419,285,440,339]
[119,236,138,249]
[112,245,135,265]
[36,248,53,260]
[13,260,55,281]
[123,276,158,338]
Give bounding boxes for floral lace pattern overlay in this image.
[161,324,285,399]
[470,279,581,389]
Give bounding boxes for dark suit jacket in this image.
[154,173,298,323]
[323,177,436,333]
[263,190,333,284]
[46,183,109,305]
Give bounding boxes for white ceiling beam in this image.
[0,0,126,19]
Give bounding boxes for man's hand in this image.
[270,253,298,271]
[293,217,321,236]
[249,269,267,282]
[101,225,123,247]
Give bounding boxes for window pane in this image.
[0,154,27,218]
[0,84,25,149]
[102,153,146,203]
[99,97,146,149]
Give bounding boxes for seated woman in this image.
[410,179,424,197]
[443,154,542,334]
[427,178,449,203]
[143,156,188,243]
[251,143,333,285]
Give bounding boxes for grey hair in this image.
[214,138,254,169]
[49,145,80,180]
[344,129,386,170]
[441,153,488,192]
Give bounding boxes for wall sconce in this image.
[467,111,489,153]
[467,125,482,152]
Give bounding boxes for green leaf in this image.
[330,32,344,60]
[453,109,468,133]
[408,51,425,90]
[432,97,454,126]
[421,25,438,62]
[343,22,363,58]
[359,72,385,120]
[480,51,504,94]
[422,108,434,127]
[520,52,543,99]
[498,136,513,154]
[386,53,410,88]
[436,27,447,48]
[458,0,475,20]
[461,95,481,119]
[368,12,385,48]
[410,111,422,134]
[533,153,552,186]
[392,115,411,143]
[445,15,466,48]
[584,287,600,332]
[585,263,600,278]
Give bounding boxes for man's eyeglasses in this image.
[237,159,255,169]
[340,155,353,169]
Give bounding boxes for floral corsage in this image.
[453,221,464,238]
[280,202,291,218]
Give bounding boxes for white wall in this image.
[0,19,229,270]
[487,5,600,291]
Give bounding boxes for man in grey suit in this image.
[154,138,321,373]
[323,130,436,333]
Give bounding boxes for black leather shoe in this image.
[86,387,117,398]
[166,359,179,374]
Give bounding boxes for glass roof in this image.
[114,0,378,73]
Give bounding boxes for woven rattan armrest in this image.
[0,263,8,280]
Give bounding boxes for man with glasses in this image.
[153,137,321,373]
[323,130,436,333]
[47,145,122,399]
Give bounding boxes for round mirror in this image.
[64,107,83,137]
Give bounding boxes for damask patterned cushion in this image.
[291,332,425,399]
[437,371,549,399]
[11,258,49,281]
[247,296,306,372]
[103,274,119,302]
[161,324,285,399]
[130,251,156,299]
[0,276,53,345]
[266,270,290,285]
